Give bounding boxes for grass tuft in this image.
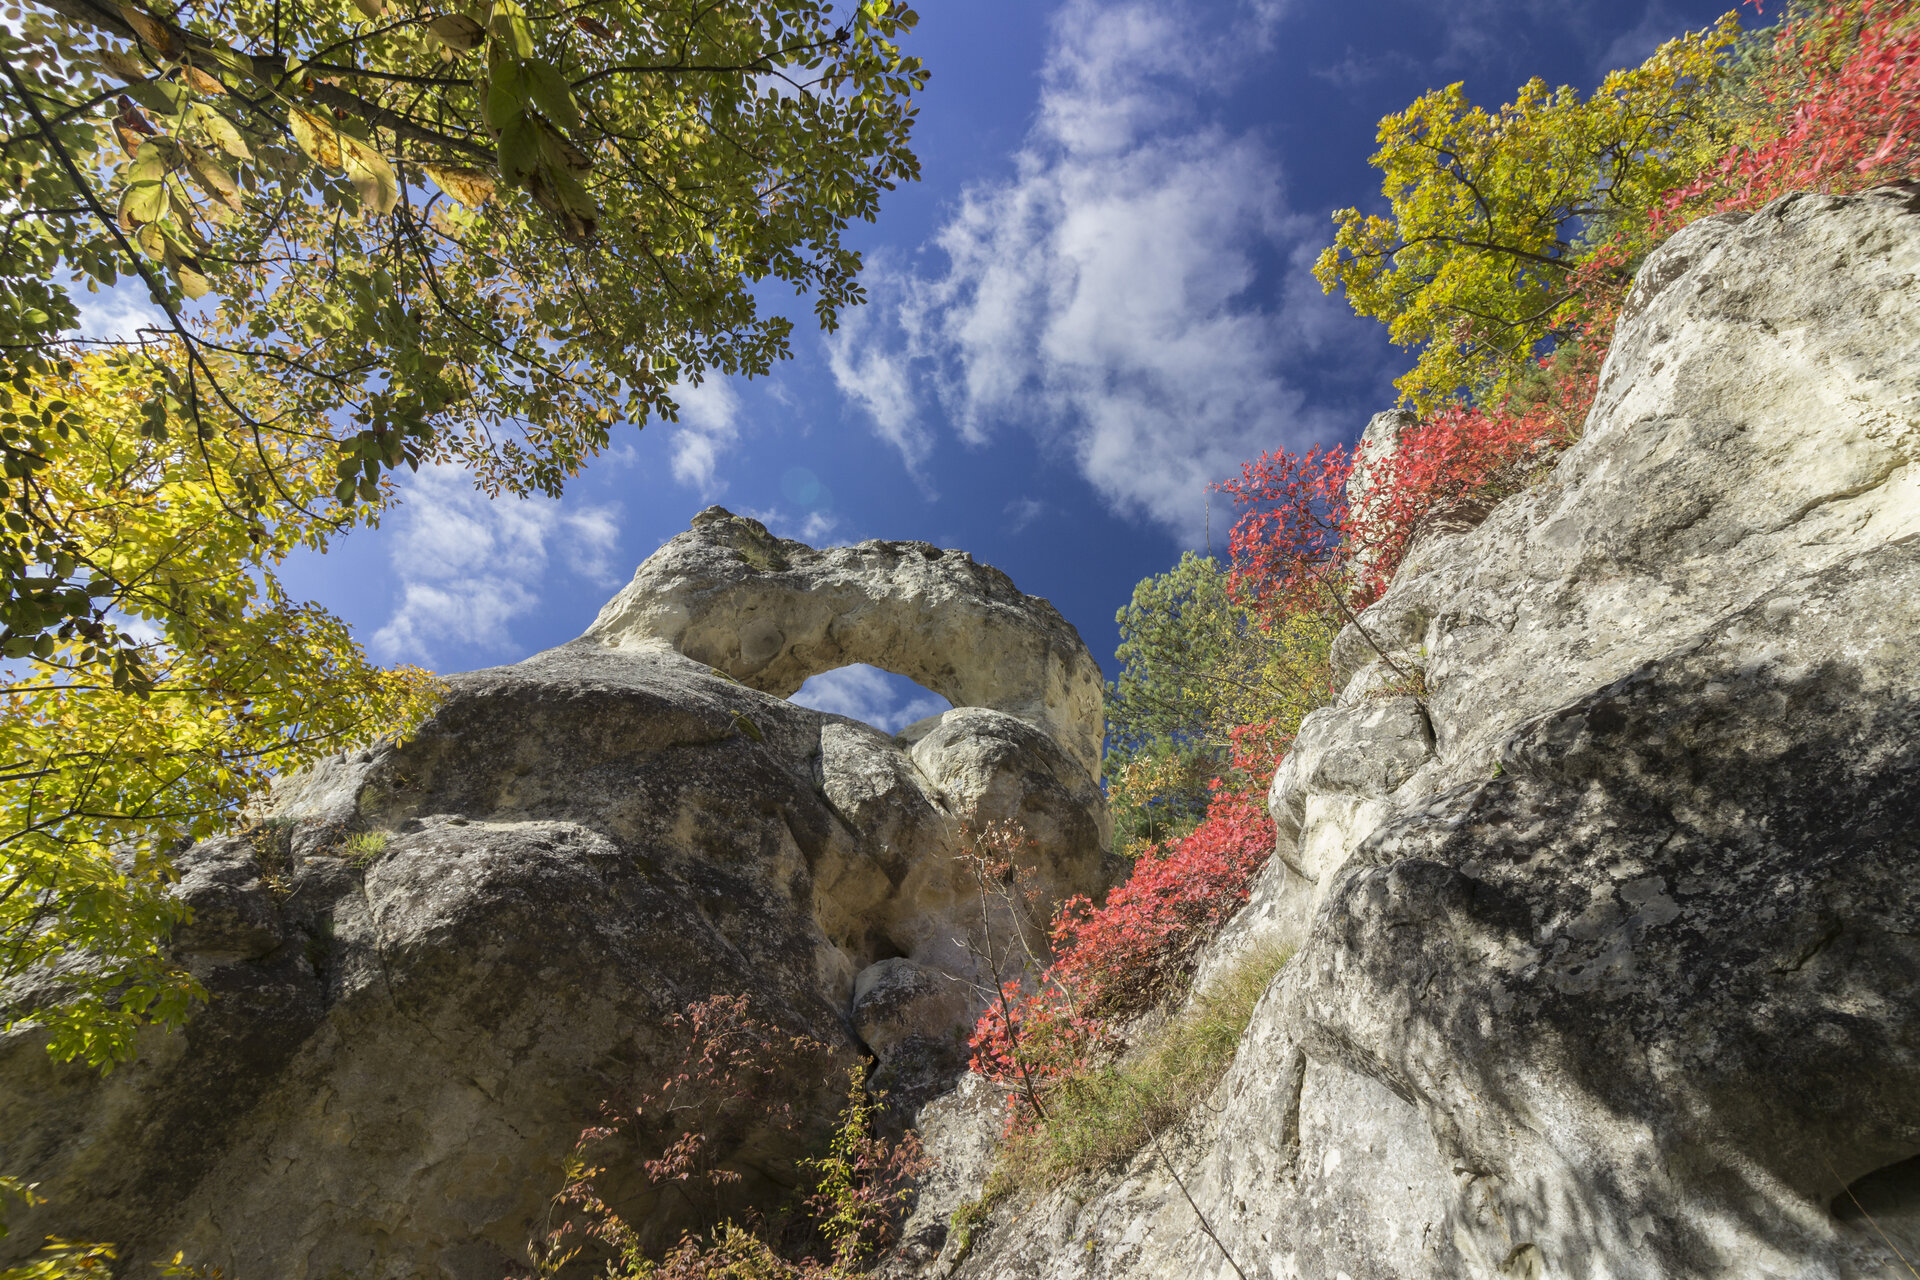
[341,830,389,868]
[996,940,1291,1194]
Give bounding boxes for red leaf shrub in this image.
[1215,355,1596,622]
[974,0,1919,1149]
[1668,0,1920,217]
[1050,787,1275,1015]
[966,785,1275,1122]
[519,997,927,1278]
[1211,444,1353,620]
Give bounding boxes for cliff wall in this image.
[935,187,1920,1280]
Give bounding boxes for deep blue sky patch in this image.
[277,0,1759,728]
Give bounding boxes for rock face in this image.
[585,508,1108,783]
[0,524,1110,1278]
[940,188,1920,1280]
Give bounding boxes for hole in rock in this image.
[788,664,951,735]
[1833,1153,1920,1268]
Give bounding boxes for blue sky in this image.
[248,0,1750,731]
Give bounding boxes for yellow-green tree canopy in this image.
[2,348,440,1069]
[1104,553,1334,854]
[0,0,925,1082]
[1314,14,1741,410]
[1,0,924,671]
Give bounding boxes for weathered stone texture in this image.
[938,187,1920,1280]
[0,533,1110,1279]
[584,508,1107,783]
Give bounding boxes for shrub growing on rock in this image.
[521,995,927,1280]
[966,788,1276,1130]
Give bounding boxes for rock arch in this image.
[580,507,1105,779]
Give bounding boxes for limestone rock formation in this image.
[0,526,1110,1278]
[585,509,1107,783]
[937,188,1920,1280]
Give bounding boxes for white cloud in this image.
[66,279,167,343]
[788,664,950,733]
[741,505,844,545]
[1004,497,1046,533]
[825,296,933,474]
[828,0,1358,544]
[371,464,622,665]
[1312,46,1421,91]
[667,376,743,496]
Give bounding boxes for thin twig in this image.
[1118,1075,1248,1280]
[1824,1155,1919,1279]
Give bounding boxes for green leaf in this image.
[340,138,398,215]
[523,60,581,133]
[488,0,535,58]
[426,14,486,51]
[483,45,524,135]
[496,113,537,181]
[122,77,187,115]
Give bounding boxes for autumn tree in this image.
[1104,553,1334,854]
[2,349,442,1073]
[1314,15,1742,409]
[0,0,924,1085]
[2,0,925,665]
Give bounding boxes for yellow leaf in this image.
[422,163,496,207]
[116,2,174,54]
[186,146,243,211]
[340,137,398,215]
[120,180,169,225]
[179,64,224,96]
[288,108,343,171]
[192,105,254,162]
[94,46,149,82]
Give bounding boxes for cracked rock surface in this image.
[0,529,1110,1279]
[934,188,1920,1280]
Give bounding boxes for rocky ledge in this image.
[933,187,1920,1280]
[4,187,1917,1280]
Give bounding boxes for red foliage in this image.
[1049,787,1275,1014]
[966,786,1275,1122]
[975,0,1919,1144]
[1669,0,1920,218]
[1211,444,1353,619]
[518,996,928,1277]
[1214,361,1594,622]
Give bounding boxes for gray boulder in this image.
[585,508,1107,784]
[940,187,1920,1280]
[0,527,1111,1278]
